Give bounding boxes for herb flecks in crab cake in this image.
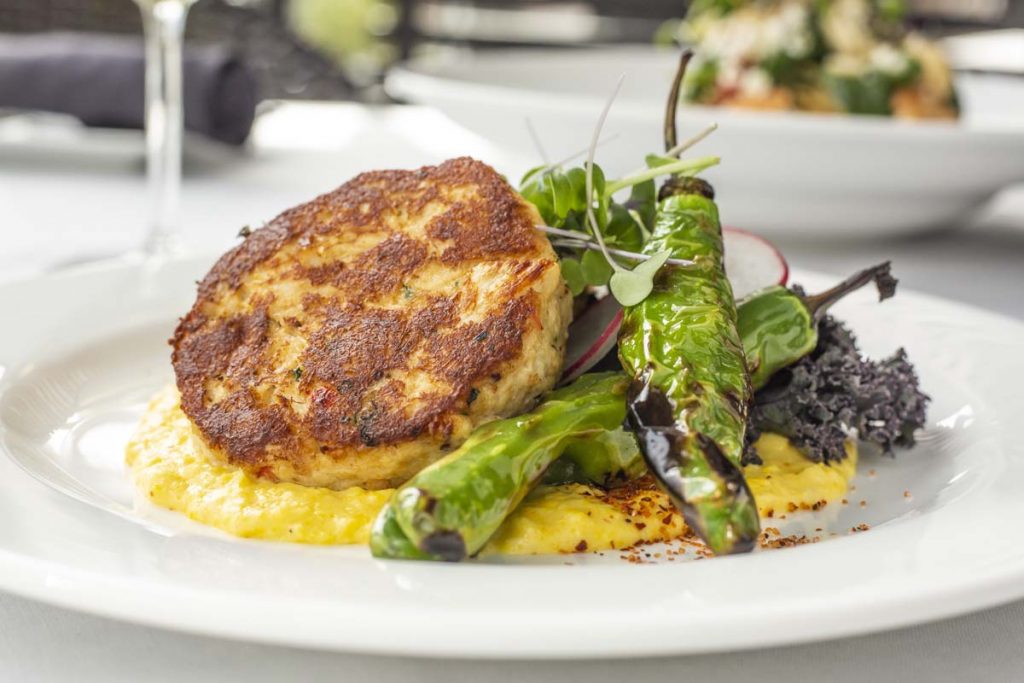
[171,157,572,490]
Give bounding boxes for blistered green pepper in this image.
[368,505,435,561]
[370,372,632,561]
[618,190,759,555]
[615,51,758,555]
[527,265,900,493]
[369,266,902,562]
[739,262,896,389]
[541,427,644,486]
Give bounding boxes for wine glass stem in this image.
[140,0,189,258]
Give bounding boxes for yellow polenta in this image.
[744,433,857,517]
[126,387,857,553]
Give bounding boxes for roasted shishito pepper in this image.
[618,189,758,555]
[369,265,910,561]
[616,53,758,555]
[739,263,897,389]
[370,372,636,561]
[371,49,918,562]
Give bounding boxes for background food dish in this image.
[387,46,1024,236]
[677,0,958,119]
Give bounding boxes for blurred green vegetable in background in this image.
[286,0,399,85]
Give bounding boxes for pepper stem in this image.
[664,50,693,153]
[804,261,898,321]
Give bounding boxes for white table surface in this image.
[2,103,1024,681]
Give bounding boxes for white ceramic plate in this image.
[0,254,1023,658]
[387,46,1024,237]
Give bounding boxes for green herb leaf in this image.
[519,166,594,232]
[589,163,607,200]
[625,179,656,237]
[581,249,613,286]
[519,171,556,226]
[605,203,645,252]
[609,250,672,306]
[627,209,651,243]
[558,167,590,218]
[519,165,546,188]
[560,258,587,296]
[604,155,719,196]
[645,153,677,169]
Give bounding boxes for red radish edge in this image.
[723,226,789,300]
[724,226,789,286]
[560,296,622,384]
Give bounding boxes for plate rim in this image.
[2,254,1024,658]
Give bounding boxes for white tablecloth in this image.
[2,103,1023,681]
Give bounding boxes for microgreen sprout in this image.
[584,74,626,276]
[604,155,719,196]
[667,122,718,158]
[581,76,712,305]
[518,69,720,306]
[617,122,718,180]
[540,230,693,267]
[553,134,620,170]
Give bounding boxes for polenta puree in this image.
[126,387,856,553]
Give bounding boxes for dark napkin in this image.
[0,32,258,145]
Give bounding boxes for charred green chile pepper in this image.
[368,267,903,561]
[541,427,644,487]
[615,258,899,554]
[369,505,436,561]
[617,191,759,555]
[739,262,897,389]
[612,50,758,555]
[538,264,900,490]
[371,372,632,561]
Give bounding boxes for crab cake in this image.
[172,157,572,490]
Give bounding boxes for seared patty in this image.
[172,158,571,490]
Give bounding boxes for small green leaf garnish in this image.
[560,258,586,295]
[519,76,719,306]
[603,155,719,196]
[645,153,676,169]
[609,250,672,306]
[581,249,613,287]
[292,367,303,381]
[583,77,626,281]
[626,179,656,239]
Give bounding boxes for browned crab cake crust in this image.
[171,157,572,490]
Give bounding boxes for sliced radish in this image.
[560,294,623,384]
[724,226,788,300]
[559,228,788,382]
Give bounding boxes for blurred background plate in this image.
[387,45,1024,237]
